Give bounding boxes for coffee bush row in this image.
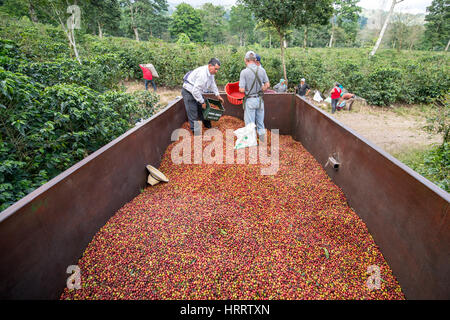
[0,67,159,211]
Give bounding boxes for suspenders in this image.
[243,66,264,110]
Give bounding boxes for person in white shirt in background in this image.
[182,58,224,134]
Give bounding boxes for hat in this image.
[255,54,261,62]
[146,165,169,186]
[245,50,256,60]
[301,78,305,82]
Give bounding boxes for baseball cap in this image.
[301,78,305,82]
[245,51,256,60]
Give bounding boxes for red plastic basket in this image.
[225,82,245,105]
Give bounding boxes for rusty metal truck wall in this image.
[292,95,450,300]
[221,93,294,135]
[0,98,187,299]
[0,93,449,300]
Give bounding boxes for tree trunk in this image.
[445,39,450,52]
[67,17,81,65]
[98,22,103,39]
[66,27,81,64]
[133,27,140,41]
[370,0,404,56]
[28,1,38,23]
[47,0,81,64]
[69,0,80,64]
[130,2,140,41]
[71,32,81,64]
[329,19,334,48]
[303,27,308,49]
[279,32,287,84]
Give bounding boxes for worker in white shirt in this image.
[181,58,225,133]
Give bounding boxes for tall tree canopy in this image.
[86,0,121,38]
[228,4,255,47]
[198,3,227,44]
[329,0,361,47]
[119,0,169,41]
[239,0,333,83]
[423,0,450,50]
[169,3,203,43]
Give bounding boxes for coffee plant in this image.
[1,13,449,210]
[0,65,159,211]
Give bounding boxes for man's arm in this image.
[238,70,246,93]
[209,79,224,103]
[209,78,220,96]
[191,71,206,104]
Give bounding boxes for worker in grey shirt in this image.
[182,58,224,133]
[239,51,270,141]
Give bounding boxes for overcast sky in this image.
[169,0,433,14]
[358,0,432,14]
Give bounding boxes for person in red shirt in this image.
[139,64,157,92]
[330,82,342,114]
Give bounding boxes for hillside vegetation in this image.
[1,14,449,210]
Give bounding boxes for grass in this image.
[390,103,435,118]
[392,145,433,168]
[392,143,449,192]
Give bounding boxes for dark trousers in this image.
[145,79,157,91]
[181,88,211,132]
[331,98,339,113]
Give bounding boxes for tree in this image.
[239,0,333,84]
[423,0,450,51]
[39,0,82,63]
[369,0,404,56]
[0,0,48,23]
[328,0,361,47]
[169,3,203,43]
[254,21,279,48]
[152,0,170,38]
[228,4,255,46]
[119,0,140,40]
[387,12,423,51]
[86,0,121,38]
[198,3,226,44]
[119,0,169,41]
[292,24,330,48]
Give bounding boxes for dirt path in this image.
[126,82,441,157]
[124,80,182,109]
[313,100,441,156]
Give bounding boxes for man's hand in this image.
[201,103,206,109]
[217,96,224,104]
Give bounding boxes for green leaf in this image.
[323,248,329,259]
